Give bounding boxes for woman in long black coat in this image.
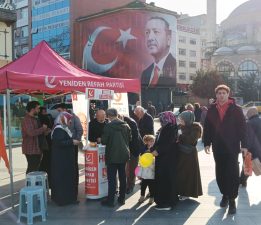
[153,111,179,210]
[51,112,79,206]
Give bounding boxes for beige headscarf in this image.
[52,112,73,138]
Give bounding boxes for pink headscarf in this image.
[159,111,177,127]
[54,112,73,126]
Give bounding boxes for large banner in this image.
[76,10,177,88]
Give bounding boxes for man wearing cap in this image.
[55,103,83,197]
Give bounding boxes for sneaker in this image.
[228,199,236,215]
[148,197,154,204]
[138,196,145,203]
[101,199,114,207]
[155,205,171,210]
[220,195,229,208]
[179,196,189,201]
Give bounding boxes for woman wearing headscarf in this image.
[51,112,80,206]
[177,110,203,199]
[153,111,179,210]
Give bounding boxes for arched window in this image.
[238,60,259,77]
[216,61,235,76]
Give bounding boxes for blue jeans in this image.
[107,163,126,202]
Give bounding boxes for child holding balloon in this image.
[137,135,156,204]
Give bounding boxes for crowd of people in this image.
[20,84,261,214]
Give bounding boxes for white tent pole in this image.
[6,89,14,209]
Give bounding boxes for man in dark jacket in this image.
[121,115,143,194]
[88,109,107,143]
[204,85,248,215]
[101,108,132,207]
[134,106,154,138]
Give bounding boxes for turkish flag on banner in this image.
[0,119,10,173]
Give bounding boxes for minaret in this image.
[206,0,217,48]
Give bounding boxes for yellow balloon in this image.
[139,153,154,168]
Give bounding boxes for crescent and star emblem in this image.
[45,76,57,88]
[114,93,122,102]
[82,26,137,74]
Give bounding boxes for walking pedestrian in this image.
[204,84,248,214]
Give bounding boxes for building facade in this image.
[0,0,16,65]
[31,0,70,58]
[13,0,29,59]
[176,23,201,89]
[211,0,261,96]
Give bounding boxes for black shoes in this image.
[228,199,236,215]
[101,199,114,207]
[126,188,133,194]
[220,196,236,214]
[118,198,125,205]
[240,180,247,187]
[220,195,229,208]
[101,198,125,207]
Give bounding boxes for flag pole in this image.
[6,89,14,209]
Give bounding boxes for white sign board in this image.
[72,93,88,145]
[109,93,129,116]
[86,88,114,100]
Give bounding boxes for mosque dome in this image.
[237,45,257,54]
[221,0,261,29]
[213,47,233,56]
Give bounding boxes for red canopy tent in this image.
[0,41,140,208]
[0,41,140,94]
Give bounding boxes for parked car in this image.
[47,103,73,119]
[242,101,261,116]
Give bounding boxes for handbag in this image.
[178,143,196,154]
[252,158,261,176]
[244,152,252,176]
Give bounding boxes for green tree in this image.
[189,70,229,99]
[237,73,261,102]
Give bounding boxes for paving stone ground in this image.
[1,120,261,225]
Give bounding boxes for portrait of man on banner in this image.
[141,16,176,88]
